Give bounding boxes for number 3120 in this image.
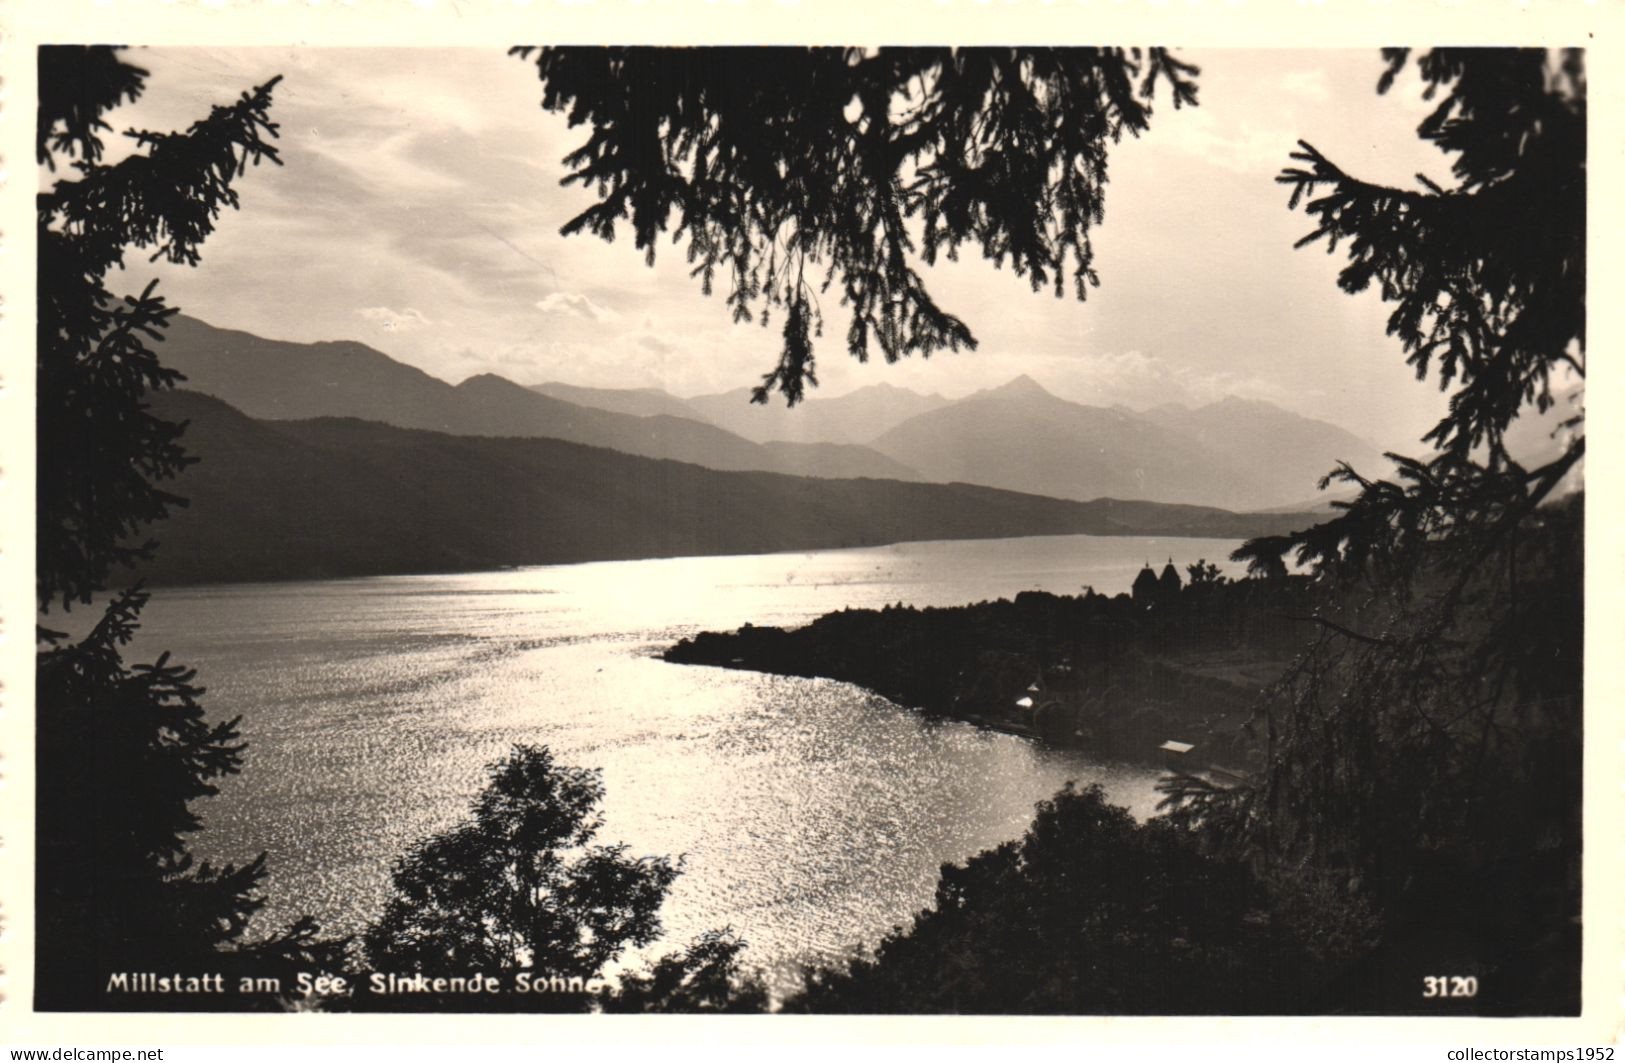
[1423,975,1479,998]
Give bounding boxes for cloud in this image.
[111,47,1449,450]
[1033,349,1307,414]
[358,306,433,333]
[1279,69,1331,103]
[1144,106,1297,176]
[537,292,620,323]
[446,340,563,382]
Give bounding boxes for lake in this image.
[127,533,1247,986]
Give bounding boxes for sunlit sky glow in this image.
[95,47,1465,452]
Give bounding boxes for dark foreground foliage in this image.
[1181,494,1581,1016]
[784,783,1324,1014]
[1208,48,1585,1016]
[780,49,1584,1016]
[340,745,767,1013]
[784,491,1577,1014]
[36,589,348,1010]
[35,46,347,1011]
[602,930,771,1015]
[37,46,282,614]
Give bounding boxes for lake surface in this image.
[128,533,1246,986]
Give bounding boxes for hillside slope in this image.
[133,391,1322,587]
[156,316,918,481]
[873,377,1386,510]
[870,377,1260,508]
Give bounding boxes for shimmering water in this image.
[127,533,1244,982]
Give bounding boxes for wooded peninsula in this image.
[666,563,1323,775]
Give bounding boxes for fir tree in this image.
[37,46,283,613]
[1181,48,1585,1014]
[35,45,344,1010]
[1232,47,1583,583]
[511,47,1198,404]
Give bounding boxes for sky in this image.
[89,46,1463,453]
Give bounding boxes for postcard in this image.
[2,0,1620,1048]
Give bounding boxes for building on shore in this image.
[1133,560,1183,606]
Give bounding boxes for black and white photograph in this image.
[8,3,1621,1042]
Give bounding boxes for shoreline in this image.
[127,526,1284,596]
[664,577,1325,774]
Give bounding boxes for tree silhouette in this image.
[1233,48,1583,582]
[512,47,1197,404]
[37,588,345,1009]
[365,745,676,981]
[784,783,1319,1014]
[1186,559,1224,586]
[1187,49,1585,1013]
[35,45,343,1010]
[603,929,769,1013]
[360,744,765,1012]
[38,46,283,614]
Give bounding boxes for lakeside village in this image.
[666,557,1326,785]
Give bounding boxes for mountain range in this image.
[870,376,1257,510]
[695,383,953,445]
[134,390,1323,587]
[529,380,952,445]
[569,376,1387,512]
[156,315,1389,512]
[156,316,919,482]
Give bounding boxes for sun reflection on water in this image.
[129,534,1242,984]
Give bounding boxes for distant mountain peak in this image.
[825,381,949,406]
[985,374,1053,399]
[456,372,513,388]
